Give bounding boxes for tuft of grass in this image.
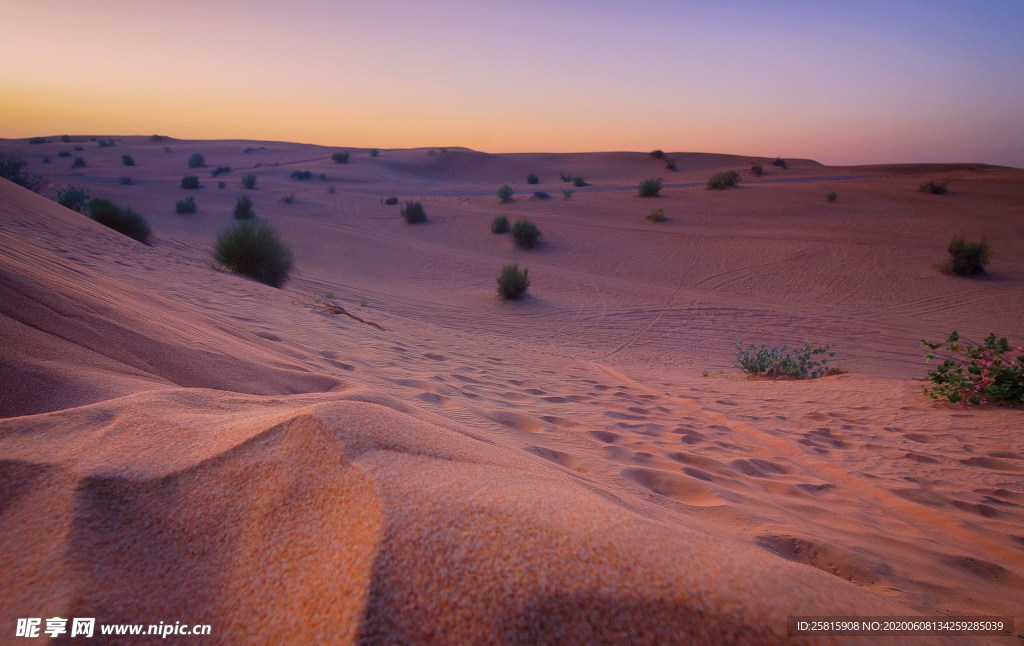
[210,166,231,177]
[181,175,200,189]
[150,134,165,142]
[497,263,530,300]
[562,189,572,201]
[71,157,86,169]
[325,291,336,299]
[401,201,427,224]
[370,148,380,157]
[490,215,510,233]
[527,173,540,185]
[497,185,514,204]
[121,155,135,166]
[735,340,834,379]
[826,191,838,203]
[707,170,740,190]
[58,151,71,158]
[750,164,763,176]
[97,139,116,148]
[241,174,257,189]
[118,176,135,186]
[87,198,151,244]
[772,157,787,168]
[234,195,255,220]
[279,194,296,204]
[647,208,666,223]
[664,161,677,172]
[290,170,313,181]
[213,220,294,288]
[29,137,49,145]
[572,176,588,187]
[175,196,197,214]
[0,154,41,192]
[947,236,992,276]
[61,135,72,143]
[218,181,226,189]
[511,219,541,249]
[638,177,662,197]
[56,186,90,212]
[650,149,665,160]
[532,191,551,200]
[384,196,399,205]
[331,152,350,164]
[919,181,947,195]
[188,153,206,168]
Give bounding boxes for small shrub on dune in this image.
[735,340,834,379]
[826,191,838,203]
[401,201,427,224]
[181,175,200,189]
[279,194,296,204]
[176,196,197,214]
[512,219,541,249]
[71,157,86,169]
[58,151,71,158]
[491,215,510,233]
[772,157,787,168]
[650,149,665,160]
[61,135,72,143]
[532,191,551,200]
[119,176,135,186]
[750,164,763,176]
[919,181,947,195]
[331,152,350,164]
[0,154,41,192]
[213,220,294,288]
[241,174,257,189]
[218,181,226,189]
[638,177,662,197]
[527,173,540,185]
[647,208,666,223]
[572,176,588,187]
[74,146,84,152]
[370,149,380,157]
[121,155,135,166]
[234,195,255,220]
[497,263,530,300]
[290,170,313,181]
[188,153,206,168]
[210,166,231,177]
[150,134,165,142]
[947,236,991,276]
[921,331,1023,405]
[56,186,90,212]
[665,161,677,172]
[707,170,740,190]
[87,198,151,245]
[384,196,399,205]
[97,139,116,148]
[29,137,49,145]
[497,185,514,204]
[562,189,572,201]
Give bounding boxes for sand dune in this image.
[1,137,1021,643]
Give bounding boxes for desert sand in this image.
[1,137,1022,644]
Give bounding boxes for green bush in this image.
[572,176,588,187]
[947,236,991,276]
[512,219,541,249]
[921,332,1023,405]
[56,186,90,212]
[497,185,514,204]
[71,157,86,169]
[188,153,206,168]
[234,195,255,220]
[826,191,838,203]
[331,152,350,164]
[919,181,947,195]
[401,201,427,224]
[647,208,666,223]
[213,220,294,288]
[87,198,151,245]
[497,263,530,300]
[638,177,662,197]
[0,154,41,192]
[491,215,510,233]
[241,174,257,189]
[735,340,834,379]
[527,173,540,184]
[384,196,399,205]
[176,196,197,213]
[181,175,200,189]
[650,150,665,160]
[707,170,740,189]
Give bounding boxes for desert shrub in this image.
[921,332,1023,405]
[826,191,838,203]
[527,173,540,184]
[87,198,151,244]
[61,135,72,143]
[491,215,510,233]
[97,139,116,148]
[241,174,257,189]
[213,220,294,288]
[290,170,313,181]
[234,195,255,220]
[210,166,231,177]
[279,194,296,204]
[401,201,427,224]
[370,148,380,157]
[188,153,206,168]
[750,164,763,176]
[121,155,135,166]
[56,186,90,212]
[181,175,200,189]
[497,184,514,204]
[772,157,787,168]
[665,161,677,172]
[318,173,326,181]
[43,157,51,164]
[735,340,834,379]
[150,134,165,142]
[497,263,530,300]
[638,177,662,197]
[71,157,86,169]
[512,219,541,249]
[947,236,992,276]
[163,147,172,154]
[74,146,84,152]
[647,208,666,223]
[707,170,740,189]
[532,191,551,200]
[331,152,350,164]
[176,196,197,214]
[919,181,947,195]
[29,137,49,144]
[650,149,665,160]
[384,196,399,205]
[0,155,41,192]
[572,176,588,187]
[327,185,336,194]
[562,189,572,201]
[119,176,135,185]
[58,151,71,157]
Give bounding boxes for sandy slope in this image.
[1,137,1022,644]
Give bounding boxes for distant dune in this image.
[1,137,1021,643]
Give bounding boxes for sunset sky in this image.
[2,0,1022,166]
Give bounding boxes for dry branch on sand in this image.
[296,297,385,330]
